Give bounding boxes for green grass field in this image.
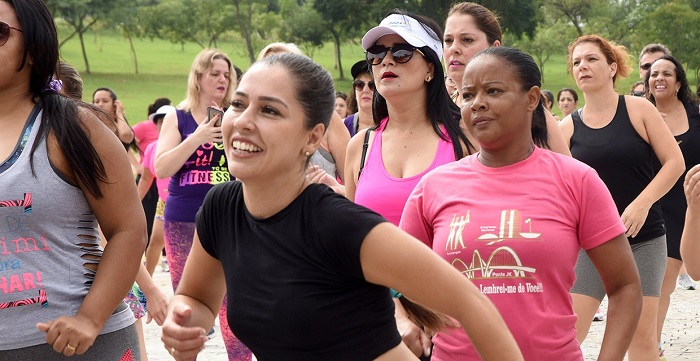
[58,28,692,123]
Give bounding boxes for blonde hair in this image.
[257,42,303,61]
[180,48,235,112]
[567,35,632,85]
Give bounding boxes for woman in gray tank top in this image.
[0,0,147,359]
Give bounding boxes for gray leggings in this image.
[571,235,667,300]
[0,323,140,361]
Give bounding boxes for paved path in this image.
[143,268,699,360]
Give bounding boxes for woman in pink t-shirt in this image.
[400,47,642,361]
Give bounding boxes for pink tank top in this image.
[355,117,456,225]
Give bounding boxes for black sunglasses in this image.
[353,80,375,92]
[640,63,652,71]
[366,43,421,65]
[0,21,23,47]
[631,90,645,97]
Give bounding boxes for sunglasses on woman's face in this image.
[0,21,23,46]
[353,80,375,92]
[366,43,420,66]
[631,91,645,97]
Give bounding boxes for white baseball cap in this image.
[362,14,442,62]
[149,105,175,123]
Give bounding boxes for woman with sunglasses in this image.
[443,2,570,156]
[344,60,376,137]
[560,35,684,360]
[0,0,147,358]
[344,11,474,358]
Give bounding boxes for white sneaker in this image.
[678,274,696,290]
[593,307,605,322]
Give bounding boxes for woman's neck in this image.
[241,171,310,219]
[478,141,535,168]
[385,97,430,131]
[655,96,683,114]
[582,86,619,111]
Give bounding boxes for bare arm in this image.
[585,234,642,361]
[161,231,226,360]
[545,109,571,156]
[360,223,523,361]
[38,110,148,354]
[154,110,222,179]
[624,97,685,237]
[558,114,574,149]
[136,166,154,201]
[681,165,700,279]
[326,111,350,182]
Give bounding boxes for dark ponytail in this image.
[13,0,107,198]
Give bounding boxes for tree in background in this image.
[278,0,328,58]
[515,21,577,83]
[47,0,120,73]
[540,0,602,36]
[639,0,700,79]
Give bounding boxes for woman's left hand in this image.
[36,314,100,356]
[621,198,651,238]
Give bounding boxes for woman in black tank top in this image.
[559,35,684,359]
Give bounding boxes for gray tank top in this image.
[0,106,134,350]
[309,146,337,179]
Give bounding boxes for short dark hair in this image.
[638,43,671,63]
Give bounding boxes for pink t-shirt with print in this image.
[400,147,625,361]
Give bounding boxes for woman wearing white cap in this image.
[345,10,475,358]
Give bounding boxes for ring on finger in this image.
[170,347,176,356]
[65,344,76,351]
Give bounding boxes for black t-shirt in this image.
[196,182,401,360]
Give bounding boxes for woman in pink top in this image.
[345,10,474,218]
[400,47,642,361]
[344,10,476,359]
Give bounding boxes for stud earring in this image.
[426,76,432,82]
[305,151,310,157]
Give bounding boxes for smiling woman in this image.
[160,52,523,361]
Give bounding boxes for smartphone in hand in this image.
[207,107,224,127]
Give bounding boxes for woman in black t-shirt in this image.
[160,53,523,361]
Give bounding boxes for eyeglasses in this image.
[631,91,645,97]
[366,43,421,65]
[639,63,652,71]
[353,80,375,92]
[0,21,23,46]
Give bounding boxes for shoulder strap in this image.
[353,113,360,134]
[358,129,372,178]
[572,108,583,123]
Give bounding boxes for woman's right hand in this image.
[192,114,223,145]
[161,304,208,361]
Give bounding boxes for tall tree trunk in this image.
[126,31,139,74]
[331,29,343,80]
[78,24,91,74]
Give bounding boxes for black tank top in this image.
[653,102,700,246]
[570,95,664,244]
